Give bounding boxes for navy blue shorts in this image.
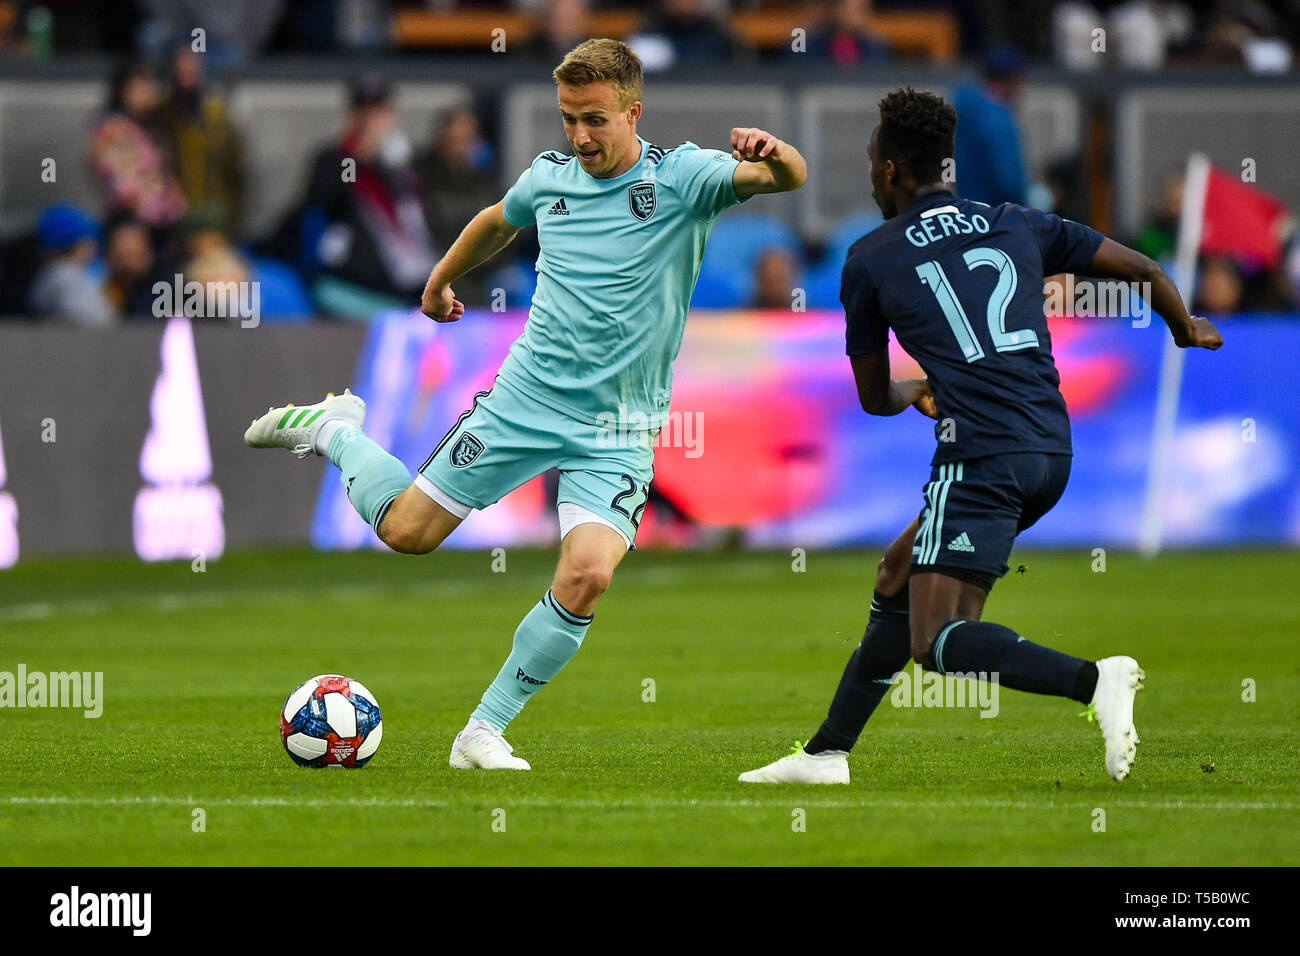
[910,453,1072,591]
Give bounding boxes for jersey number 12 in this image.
[915,246,1038,363]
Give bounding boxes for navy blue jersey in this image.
[842,191,1104,464]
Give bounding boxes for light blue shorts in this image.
[415,377,656,548]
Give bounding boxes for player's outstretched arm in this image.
[420,200,521,323]
[1082,237,1223,350]
[850,349,936,418]
[730,127,807,197]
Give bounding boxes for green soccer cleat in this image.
[243,389,365,459]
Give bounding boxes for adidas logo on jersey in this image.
[547,198,570,216]
[946,532,976,552]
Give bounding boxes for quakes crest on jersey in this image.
[628,182,657,221]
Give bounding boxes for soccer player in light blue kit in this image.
[245,39,807,769]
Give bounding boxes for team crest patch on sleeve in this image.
[449,432,485,468]
[628,182,657,221]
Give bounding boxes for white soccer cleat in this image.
[243,389,365,459]
[1090,655,1145,781]
[738,745,850,784]
[449,718,532,771]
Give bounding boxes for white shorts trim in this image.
[413,474,473,519]
[412,480,631,550]
[558,502,632,551]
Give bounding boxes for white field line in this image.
[0,559,787,623]
[4,795,1295,812]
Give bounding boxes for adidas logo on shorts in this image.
[547,198,570,216]
[946,532,976,552]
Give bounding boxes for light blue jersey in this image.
[499,135,748,428]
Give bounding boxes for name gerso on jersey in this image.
[905,206,991,249]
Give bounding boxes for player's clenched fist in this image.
[1174,315,1223,350]
[422,284,465,323]
[731,127,781,162]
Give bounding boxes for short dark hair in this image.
[877,87,957,186]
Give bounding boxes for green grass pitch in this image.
[1,547,1296,866]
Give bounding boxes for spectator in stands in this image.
[1258,263,1296,312]
[272,0,337,51]
[1133,170,1183,263]
[801,0,890,64]
[418,108,498,308]
[953,46,1028,207]
[749,248,800,311]
[0,2,26,57]
[1193,255,1243,315]
[29,203,117,327]
[1041,154,1090,224]
[158,46,247,237]
[521,0,591,62]
[89,61,187,232]
[181,217,254,320]
[628,0,747,71]
[1052,0,1195,71]
[100,214,158,317]
[1199,1,1292,71]
[299,73,440,318]
[140,0,284,65]
[1283,239,1300,311]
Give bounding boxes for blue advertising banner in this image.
[312,310,1299,549]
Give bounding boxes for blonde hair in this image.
[553,39,643,110]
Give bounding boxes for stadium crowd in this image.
[4,1,1297,69]
[2,0,1298,322]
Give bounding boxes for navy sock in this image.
[1074,661,1099,701]
[806,589,912,754]
[930,620,1092,702]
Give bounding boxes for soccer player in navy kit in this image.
[741,88,1222,784]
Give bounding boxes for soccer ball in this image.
[280,675,383,768]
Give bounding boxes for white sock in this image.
[315,419,347,456]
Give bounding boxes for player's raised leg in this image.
[376,485,462,554]
[451,519,629,770]
[243,389,366,458]
[739,517,919,784]
[244,391,461,553]
[909,571,1142,781]
[906,454,1143,780]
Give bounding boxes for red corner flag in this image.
[1198,163,1291,270]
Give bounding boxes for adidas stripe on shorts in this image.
[910,452,1072,590]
